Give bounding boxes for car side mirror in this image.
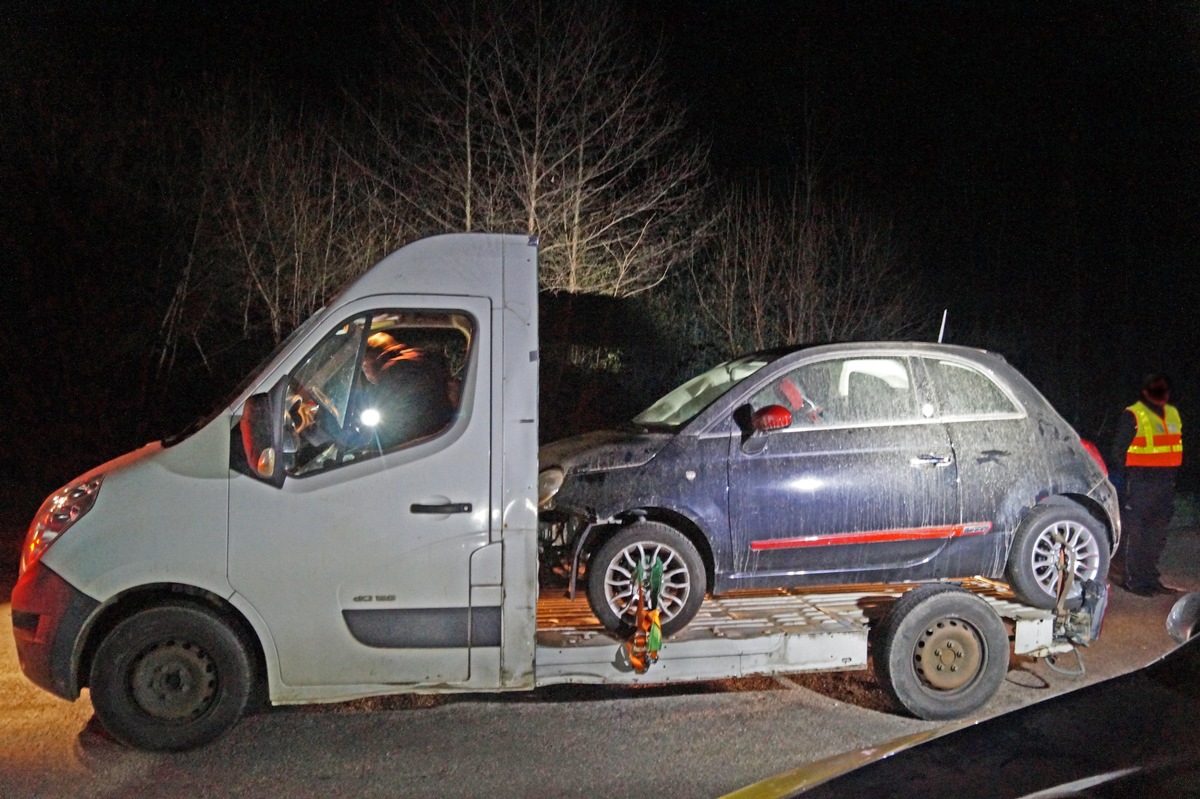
[751,404,792,433]
[239,377,289,488]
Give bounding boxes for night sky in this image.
[3,1,1200,528]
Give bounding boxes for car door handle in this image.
[410,502,473,514]
[910,454,953,467]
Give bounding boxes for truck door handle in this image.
[410,502,473,514]
[910,454,953,467]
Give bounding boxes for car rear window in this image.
[927,359,1020,417]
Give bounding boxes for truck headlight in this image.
[21,475,104,574]
[537,468,564,509]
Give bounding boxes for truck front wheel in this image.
[874,584,1010,721]
[587,522,706,637]
[89,602,252,751]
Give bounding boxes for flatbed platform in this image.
[534,579,1064,686]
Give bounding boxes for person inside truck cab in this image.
[356,332,455,451]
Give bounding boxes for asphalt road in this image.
[3,531,1197,799]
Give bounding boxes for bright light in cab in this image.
[361,408,381,427]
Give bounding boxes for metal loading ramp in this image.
[533,580,1060,687]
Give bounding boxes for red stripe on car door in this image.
[749,522,993,552]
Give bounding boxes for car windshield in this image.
[632,355,773,429]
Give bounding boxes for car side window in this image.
[926,359,1019,417]
[750,357,919,427]
[285,310,474,476]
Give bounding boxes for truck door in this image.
[228,296,493,688]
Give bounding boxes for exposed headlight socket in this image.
[537,467,565,509]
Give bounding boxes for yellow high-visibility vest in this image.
[1126,401,1183,467]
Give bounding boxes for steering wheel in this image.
[285,383,346,445]
[284,385,318,433]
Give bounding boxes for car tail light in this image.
[1080,439,1108,477]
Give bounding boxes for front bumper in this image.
[11,560,99,700]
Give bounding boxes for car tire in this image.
[587,521,706,638]
[874,584,1010,721]
[89,602,253,751]
[1005,503,1109,610]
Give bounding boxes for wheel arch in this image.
[1028,494,1117,552]
[583,506,717,593]
[75,584,268,701]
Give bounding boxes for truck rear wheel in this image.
[587,522,706,637]
[89,602,252,751]
[874,584,1009,720]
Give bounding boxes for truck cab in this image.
[14,233,541,749]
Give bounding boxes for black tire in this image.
[874,584,1010,721]
[1005,503,1110,610]
[587,521,706,637]
[89,602,252,751]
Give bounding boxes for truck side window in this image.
[286,310,475,476]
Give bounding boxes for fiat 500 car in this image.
[537,342,1118,636]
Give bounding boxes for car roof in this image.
[751,341,1006,365]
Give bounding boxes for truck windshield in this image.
[162,313,322,447]
[632,355,772,429]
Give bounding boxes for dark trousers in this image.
[1118,468,1176,590]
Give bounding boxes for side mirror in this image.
[239,377,289,488]
[751,404,792,433]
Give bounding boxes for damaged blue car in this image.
[537,342,1118,635]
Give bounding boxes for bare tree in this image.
[159,84,420,374]
[694,180,920,354]
[374,0,710,296]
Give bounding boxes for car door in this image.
[228,296,493,688]
[727,355,961,584]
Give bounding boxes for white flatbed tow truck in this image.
[12,233,1101,752]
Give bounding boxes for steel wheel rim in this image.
[602,540,692,623]
[130,639,217,720]
[1030,519,1102,598]
[913,617,984,692]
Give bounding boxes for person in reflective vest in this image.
[1109,373,1183,596]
